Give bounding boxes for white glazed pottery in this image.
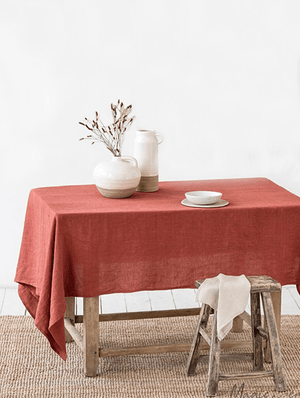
[181,198,229,208]
[185,191,222,205]
[93,156,141,198]
[134,130,163,192]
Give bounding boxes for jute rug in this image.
[0,315,299,398]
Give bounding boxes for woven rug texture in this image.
[0,315,299,398]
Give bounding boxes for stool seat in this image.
[186,275,286,397]
[195,275,282,293]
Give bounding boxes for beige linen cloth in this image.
[196,273,251,340]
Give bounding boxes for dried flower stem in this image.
[79,100,135,157]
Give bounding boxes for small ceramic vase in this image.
[93,156,141,198]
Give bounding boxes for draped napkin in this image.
[196,274,251,340]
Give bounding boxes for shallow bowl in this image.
[185,191,222,205]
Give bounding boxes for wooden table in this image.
[64,285,281,376]
[15,178,300,375]
[64,296,202,376]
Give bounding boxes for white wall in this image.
[1,0,300,287]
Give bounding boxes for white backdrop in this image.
[1,0,300,287]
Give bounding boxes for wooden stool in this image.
[186,276,286,396]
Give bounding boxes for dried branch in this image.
[79,100,135,157]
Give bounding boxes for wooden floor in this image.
[0,286,300,316]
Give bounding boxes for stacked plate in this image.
[181,191,229,208]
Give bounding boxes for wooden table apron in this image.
[15,178,300,375]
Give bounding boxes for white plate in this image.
[181,198,229,208]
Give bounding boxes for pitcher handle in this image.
[121,156,138,168]
[154,132,164,145]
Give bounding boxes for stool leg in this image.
[64,297,75,343]
[271,289,282,336]
[250,292,263,371]
[83,296,99,377]
[186,304,211,375]
[261,292,286,392]
[264,289,282,363]
[206,310,221,397]
[232,315,243,333]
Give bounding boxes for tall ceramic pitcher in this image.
[134,130,163,192]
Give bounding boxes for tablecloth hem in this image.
[17,283,67,361]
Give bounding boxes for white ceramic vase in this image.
[133,130,163,192]
[93,156,141,198]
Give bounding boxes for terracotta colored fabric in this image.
[15,178,300,360]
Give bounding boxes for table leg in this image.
[64,297,75,343]
[83,296,99,377]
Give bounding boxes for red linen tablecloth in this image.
[15,178,300,360]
